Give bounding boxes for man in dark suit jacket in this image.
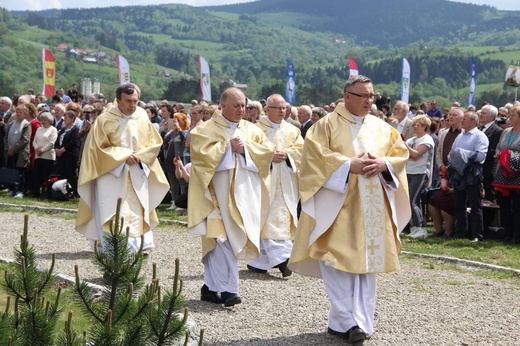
[298,105,313,139]
[479,105,503,202]
[0,96,13,168]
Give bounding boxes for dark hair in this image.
[116,84,136,100]
[343,75,372,92]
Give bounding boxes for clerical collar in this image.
[266,117,281,129]
[220,114,239,129]
[115,106,133,118]
[351,114,364,125]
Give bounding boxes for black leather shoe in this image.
[347,325,367,343]
[221,292,242,307]
[327,326,367,344]
[247,264,267,274]
[200,284,222,304]
[275,259,292,277]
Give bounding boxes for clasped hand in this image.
[350,152,387,178]
[272,150,287,163]
[126,154,140,165]
[230,136,244,154]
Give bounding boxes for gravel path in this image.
[1,211,519,345]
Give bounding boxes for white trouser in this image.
[320,262,376,335]
[247,238,292,270]
[203,239,239,294]
[90,231,154,253]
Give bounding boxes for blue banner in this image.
[467,58,477,106]
[285,59,296,105]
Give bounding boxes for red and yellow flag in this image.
[42,49,56,97]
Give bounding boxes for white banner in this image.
[400,57,410,104]
[117,55,130,85]
[198,56,211,102]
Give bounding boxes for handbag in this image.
[492,149,520,196]
[0,167,21,187]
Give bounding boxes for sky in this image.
[4,0,520,12]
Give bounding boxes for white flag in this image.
[117,55,130,85]
[198,56,211,102]
[400,58,410,104]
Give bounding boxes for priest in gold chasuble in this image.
[76,84,169,253]
[188,88,274,306]
[289,76,410,343]
[246,94,303,277]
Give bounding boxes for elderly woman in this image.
[55,110,81,198]
[405,115,435,239]
[23,102,41,195]
[493,106,520,244]
[53,103,66,129]
[32,112,57,197]
[4,104,32,197]
[163,113,189,210]
[246,101,263,123]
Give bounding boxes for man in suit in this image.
[0,96,13,167]
[284,103,301,129]
[298,105,313,138]
[391,101,415,141]
[478,105,503,202]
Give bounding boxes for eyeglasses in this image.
[83,111,91,115]
[346,91,375,100]
[268,106,286,111]
[246,107,255,110]
[412,123,423,127]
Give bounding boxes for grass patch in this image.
[0,262,93,336]
[401,223,520,270]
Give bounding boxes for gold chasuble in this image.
[289,103,410,277]
[76,106,169,242]
[256,117,303,240]
[188,115,274,261]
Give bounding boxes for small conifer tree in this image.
[72,198,194,345]
[0,214,64,345]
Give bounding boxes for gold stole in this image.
[352,120,389,272]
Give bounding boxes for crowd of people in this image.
[1,76,520,345]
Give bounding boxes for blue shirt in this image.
[450,127,489,165]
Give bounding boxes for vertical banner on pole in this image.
[349,57,359,77]
[400,57,410,104]
[285,59,296,105]
[117,54,131,85]
[467,58,477,106]
[42,49,56,97]
[198,56,212,102]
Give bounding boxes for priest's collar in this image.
[351,114,364,125]
[219,114,239,129]
[115,106,134,118]
[265,117,281,129]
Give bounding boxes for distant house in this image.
[156,69,171,78]
[82,57,97,64]
[57,44,68,52]
[69,49,80,58]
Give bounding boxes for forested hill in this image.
[1,0,519,106]
[208,0,520,48]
